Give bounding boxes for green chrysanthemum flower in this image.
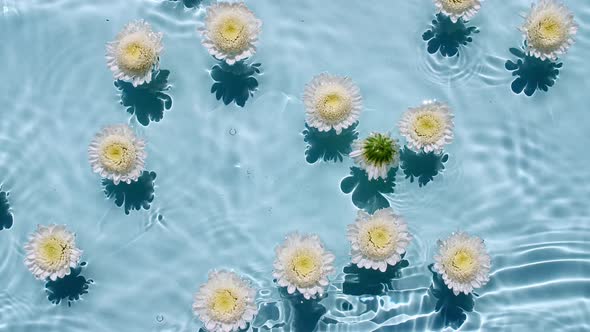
[350,133,400,180]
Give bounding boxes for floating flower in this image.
[24,225,82,281]
[273,233,335,299]
[106,20,163,87]
[433,232,491,295]
[350,133,400,181]
[433,0,482,23]
[347,208,411,272]
[88,124,146,185]
[521,0,577,60]
[303,73,362,134]
[399,100,454,153]
[200,2,262,65]
[193,270,257,332]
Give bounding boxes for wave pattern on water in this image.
[0,0,589,331]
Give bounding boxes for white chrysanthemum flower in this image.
[521,0,578,60]
[88,124,146,185]
[399,100,454,153]
[24,225,83,281]
[433,232,491,295]
[350,132,401,181]
[193,270,258,332]
[434,0,482,23]
[347,208,412,272]
[273,233,335,300]
[303,73,362,134]
[199,2,262,65]
[106,20,163,87]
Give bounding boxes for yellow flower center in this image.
[441,0,474,13]
[117,36,156,75]
[208,289,245,323]
[286,250,322,287]
[99,139,137,174]
[292,254,317,276]
[529,14,566,51]
[368,227,391,249]
[413,113,443,142]
[359,224,397,260]
[212,16,251,55]
[36,236,70,271]
[444,248,479,282]
[316,92,352,124]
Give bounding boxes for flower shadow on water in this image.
[277,286,328,332]
[422,13,478,57]
[340,167,397,214]
[399,146,449,187]
[342,255,409,296]
[0,190,13,230]
[45,262,93,307]
[427,264,475,330]
[102,171,157,215]
[114,69,173,126]
[505,44,562,96]
[210,60,261,107]
[302,123,359,164]
[169,0,201,8]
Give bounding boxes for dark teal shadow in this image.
[505,43,562,96]
[342,254,409,296]
[102,171,157,215]
[115,69,173,126]
[277,286,329,332]
[45,262,93,307]
[427,263,475,330]
[169,0,201,8]
[340,167,397,214]
[302,122,358,164]
[210,60,261,107]
[0,190,13,230]
[422,13,478,57]
[399,146,448,187]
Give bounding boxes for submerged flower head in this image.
[106,20,163,87]
[303,73,362,134]
[347,208,411,272]
[433,232,491,295]
[273,232,335,299]
[200,2,262,65]
[24,225,82,281]
[434,0,482,23]
[88,124,146,185]
[399,100,454,153]
[521,0,577,60]
[193,270,258,332]
[350,132,400,181]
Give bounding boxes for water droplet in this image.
[229,128,237,136]
[156,315,164,322]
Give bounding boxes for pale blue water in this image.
[1,0,589,331]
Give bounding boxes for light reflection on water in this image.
[0,0,589,331]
